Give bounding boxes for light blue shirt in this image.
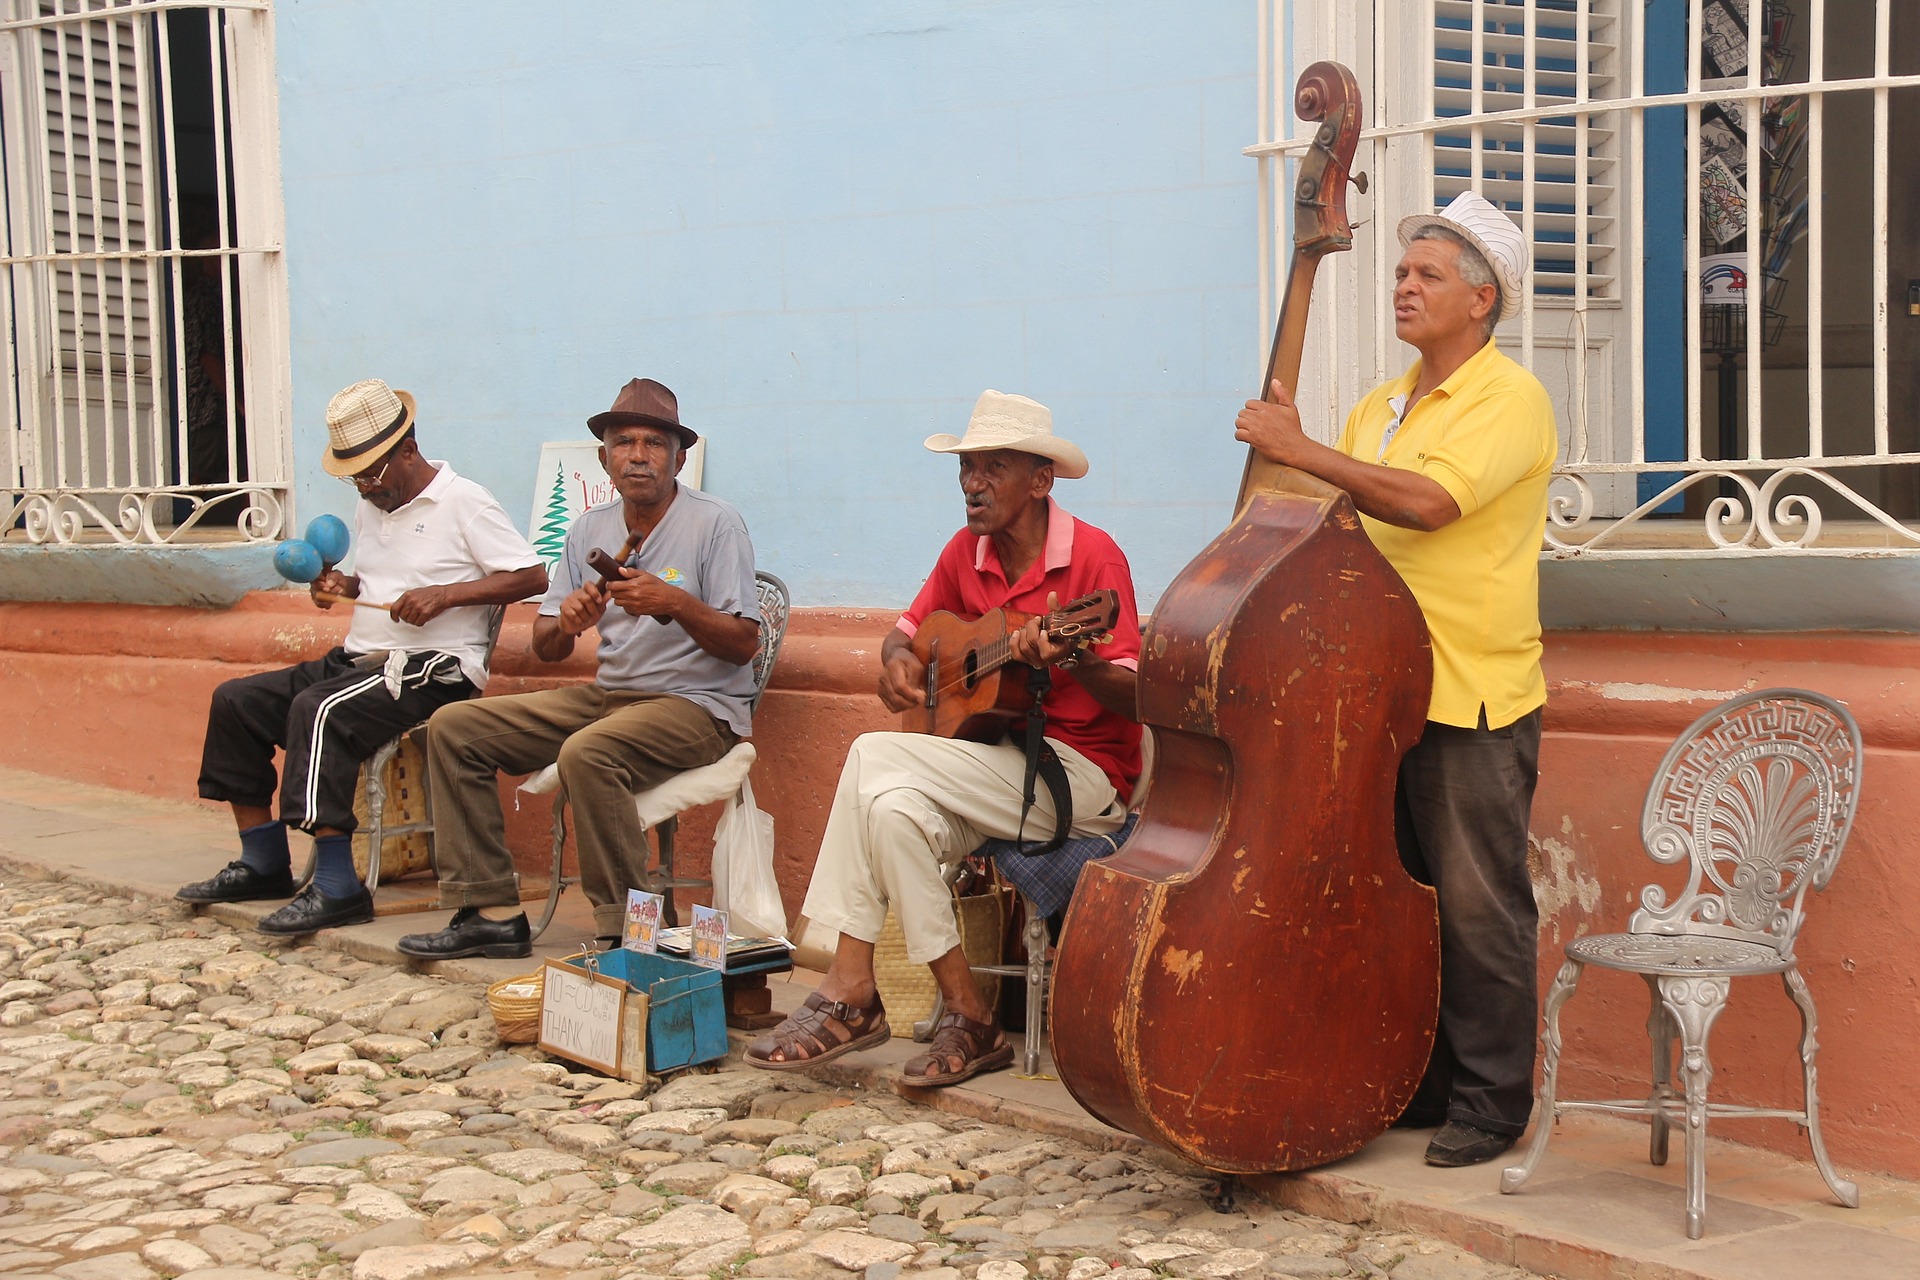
[539,486,761,736]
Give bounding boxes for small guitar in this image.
[900,589,1119,741]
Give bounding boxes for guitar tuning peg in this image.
[1351,171,1369,194]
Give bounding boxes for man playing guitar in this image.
[745,390,1143,1086]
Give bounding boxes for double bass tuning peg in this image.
[1350,171,1370,195]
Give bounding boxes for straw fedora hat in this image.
[1398,191,1530,321]
[323,378,417,477]
[924,390,1088,479]
[587,378,698,448]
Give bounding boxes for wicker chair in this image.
[518,571,790,937]
[1500,689,1863,1239]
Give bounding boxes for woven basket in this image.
[350,733,435,882]
[486,970,545,1044]
[873,888,1006,1038]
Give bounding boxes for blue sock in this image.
[310,834,362,900]
[236,821,290,877]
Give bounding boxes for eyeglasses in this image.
[339,451,397,491]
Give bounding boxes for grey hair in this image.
[1408,224,1501,340]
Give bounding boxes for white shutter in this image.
[1430,0,1619,299]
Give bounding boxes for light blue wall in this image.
[277,1,1259,608]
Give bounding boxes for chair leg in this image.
[1658,973,1730,1240]
[1502,957,1583,1193]
[529,790,569,941]
[363,740,399,895]
[654,817,680,928]
[1019,899,1050,1077]
[1645,973,1675,1167]
[1783,967,1859,1209]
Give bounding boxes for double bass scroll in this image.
[1048,62,1439,1175]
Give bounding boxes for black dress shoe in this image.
[1424,1119,1518,1168]
[177,860,295,904]
[256,884,374,937]
[396,908,531,960]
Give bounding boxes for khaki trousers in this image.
[427,685,735,935]
[801,730,1125,965]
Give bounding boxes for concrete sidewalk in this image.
[1,765,1915,1280]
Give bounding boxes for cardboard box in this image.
[540,949,728,1078]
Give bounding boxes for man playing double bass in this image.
[1235,193,1557,1168]
[745,391,1143,1087]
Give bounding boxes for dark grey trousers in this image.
[1394,707,1544,1136]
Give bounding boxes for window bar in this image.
[1520,0,1537,367]
[1256,0,1272,368]
[131,2,161,484]
[1805,0,1824,458]
[104,12,142,486]
[206,4,235,487]
[1571,1,1592,467]
[1683,0,1702,464]
[1742,0,1761,462]
[0,2,22,495]
[1369,0,1390,395]
[46,4,83,488]
[78,3,118,487]
[1469,0,1485,206]
[153,4,186,492]
[1628,0,1645,465]
[1870,0,1888,457]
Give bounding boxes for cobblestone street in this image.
[0,871,1543,1280]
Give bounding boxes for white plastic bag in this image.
[710,777,786,939]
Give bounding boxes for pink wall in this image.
[3,595,1913,1177]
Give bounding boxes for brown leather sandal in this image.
[902,1010,1014,1087]
[743,991,890,1071]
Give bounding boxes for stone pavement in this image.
[1,766,1916,1280]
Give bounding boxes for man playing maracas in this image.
[178,379,547,937]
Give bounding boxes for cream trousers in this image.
[801,730,1125,965]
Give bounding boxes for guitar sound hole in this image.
[962,648,979,690]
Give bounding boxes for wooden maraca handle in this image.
[315,590,395,611]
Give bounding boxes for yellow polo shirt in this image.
[1335,340,1558,730]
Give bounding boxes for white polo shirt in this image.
[344,460,542,688]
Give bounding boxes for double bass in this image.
[1049,63,1439,1174]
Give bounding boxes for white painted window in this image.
[0,0,289,545]
[1258,0,1920,555]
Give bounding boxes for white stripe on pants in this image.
[800,730,1125,965]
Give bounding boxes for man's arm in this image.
[1236,379,1462,532]
[388,565,549,627]
[532,581,608,664]
[1007,618,1138,721]
[878,626,926,713]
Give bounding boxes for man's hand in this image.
[879,648,928,713]
[557,581,611,636]
[389,585,456,627]
[1235,378,1309,466]
[310,568,356,610]
[605,567,681,620]
[1007,606,1078,669]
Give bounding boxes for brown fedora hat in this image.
[587,377,697,447]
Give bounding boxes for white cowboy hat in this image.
[923,390,1088,479]
[323,378,417,477]
[1398,191,1530,321]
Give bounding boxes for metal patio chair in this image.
[519,571,791,938]
[1500,689,1863,1239]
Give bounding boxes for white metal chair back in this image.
[1631,689,1862,957]
[750,572,790,709]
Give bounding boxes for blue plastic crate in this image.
[575,948,727,1075]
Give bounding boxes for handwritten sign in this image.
[623,889,664,953]
[690,904,729,971]
[538,959,626,1075]
[529,439,706,572]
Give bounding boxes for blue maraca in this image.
[273,538,323,584]
[305,514,351,566]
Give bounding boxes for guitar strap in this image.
[1007,664,1074,858]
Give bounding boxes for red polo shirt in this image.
[898,497,1144,803]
